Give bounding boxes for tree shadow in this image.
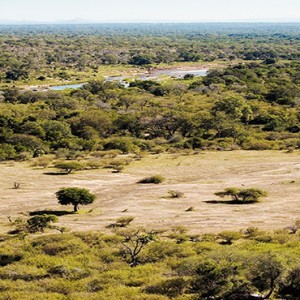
[29,210,75,216]
[43,172,69,176]
[204,200,257,205]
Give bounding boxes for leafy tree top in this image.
[56,187,96,212]
[215,187,267,203]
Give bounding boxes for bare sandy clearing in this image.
[0,151,299,234]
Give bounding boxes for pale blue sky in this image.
[1,0,300,23]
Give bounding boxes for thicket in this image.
[0,59,299,161]
[0,225,300,299]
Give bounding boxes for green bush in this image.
[103,137,140,154]
[55,162,84,174]
[144,277,188,298]
[242,138,278,150]
[138,175,165,184]
[27,214,58,233]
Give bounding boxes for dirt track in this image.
[0,151,299,234]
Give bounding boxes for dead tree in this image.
[121,230,153,267]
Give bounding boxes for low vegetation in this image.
[138,175,165,184]
[167,190,184,198]
[54,162,84,174]
[0,225,299,299]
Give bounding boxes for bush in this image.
[55,162,84,174]
[242,138,278,150]
[30,156,53,168]
[27,215,58,233]
[113,217,134,227]
[138,175,165,184]
[168,190,184,198]
[218,231,242,244]
[144,277,188,298]
[103,137,140,154]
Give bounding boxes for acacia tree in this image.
[215,187,267,203]
[56,187,95,212]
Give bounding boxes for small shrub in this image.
[85,159,104,169]
[30,156,53,168]
[168,190,184,198]
[55,162,84,174]
[244,227,264,238]
[138,175,165,184]
[185,206,194,212]
[218,231,242,245]
[113,217,135,228]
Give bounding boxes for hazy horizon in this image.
[1,0,300,24]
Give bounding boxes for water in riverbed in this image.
[49,69,207,90]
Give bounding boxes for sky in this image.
[1,0,300,23]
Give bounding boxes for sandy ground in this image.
[0,151,299,234]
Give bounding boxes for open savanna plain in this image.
[1,150,299,235]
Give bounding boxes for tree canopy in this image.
[55,187,96,212]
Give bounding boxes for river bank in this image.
[22,66,209,92]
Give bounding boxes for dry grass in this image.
[1,150,299,234]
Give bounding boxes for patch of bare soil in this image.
[0,151,299,234]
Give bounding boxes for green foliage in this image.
[218,231,242,245]
[0,226,299,298]
[192,259,247,299]
[138,175,165,184]
[144,277,189,298]
[248,253,284,298]
[56,187,96,212]
[103,137,140,154]
[0,24,299,161]
[0,144,17,161]
[215,187,268,203]
[27,214,58,233]
[55,162,84,174]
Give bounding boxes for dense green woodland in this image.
[0,23,300,77]
[0,61,299,160]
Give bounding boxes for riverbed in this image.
[48,68,207,91]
